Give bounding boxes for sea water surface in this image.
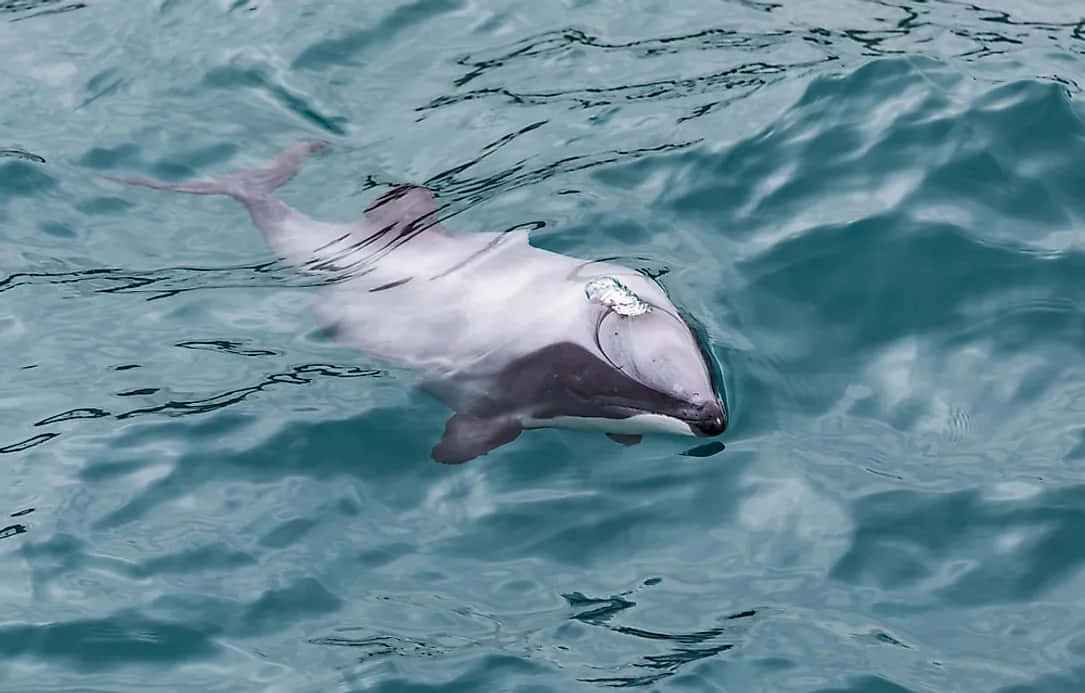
[4,1,1085,691]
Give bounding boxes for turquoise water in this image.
[4,0,1085,690]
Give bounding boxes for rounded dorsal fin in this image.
[365,185,446,236]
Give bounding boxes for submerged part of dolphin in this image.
[107,141,727,463]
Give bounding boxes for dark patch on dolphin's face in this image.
[475,340,726,436]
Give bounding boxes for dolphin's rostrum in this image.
[107,141,727,463]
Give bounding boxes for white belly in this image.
[521,413,695,436]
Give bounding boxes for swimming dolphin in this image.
[106,141,727,463]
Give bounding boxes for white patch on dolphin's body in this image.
[106,141,727,463]
[522,413,694,436]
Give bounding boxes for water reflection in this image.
[834,484,1085,606]
[565,591,755,687]
[418,0,1085,134]
[308,586,758,689]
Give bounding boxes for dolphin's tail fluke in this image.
[105,140,338,263]
[103,139,328,200]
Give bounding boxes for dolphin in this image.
[106,140,727,463]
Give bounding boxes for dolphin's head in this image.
[583,273,727,438]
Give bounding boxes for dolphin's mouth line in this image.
[597,396,727,437]
[601,402,721,426]
[564,383,723,427]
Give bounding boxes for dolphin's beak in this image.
[687,399,727,437]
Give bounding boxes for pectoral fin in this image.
[431,414,522,464]
[606,433,642,446]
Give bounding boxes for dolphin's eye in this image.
[584,277,651,317]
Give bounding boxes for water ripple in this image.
[2,0,86,22]
[1,363,380,456]
[307,586,757,689]
[423,59,829,114]
[0,261,333,301]
[0,147,45,163]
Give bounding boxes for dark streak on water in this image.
[1,0,86,22]
[0,148,45,163]
[0,523,29,539]
[0,432,59,454]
